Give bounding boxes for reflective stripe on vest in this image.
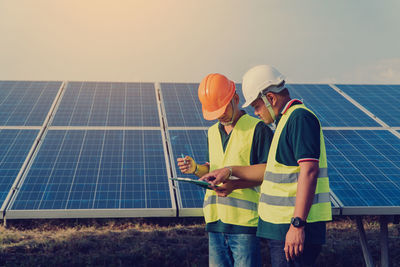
[264,168,328,183]
[203,195,259,211]
[259,104,332,224]
[204,114,261,227]
[259,192,330,206]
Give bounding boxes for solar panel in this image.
[286,84,379,127]
[0,129,38,210]
[160,83,211,127]
[160,83,255,128]
[324,130,400,211]
[0,81,61,126]
[168,130,208,210]
[7,129,175,218]
[334,84,400,127]
[52,82,159,127]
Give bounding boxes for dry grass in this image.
[0,216,399,267]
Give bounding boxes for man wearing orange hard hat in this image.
[177,73,273,267]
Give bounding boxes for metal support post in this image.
[356,216,374,267]
[380,215,389,267]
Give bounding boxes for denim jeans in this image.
[268,239,322,267]
[208,232,261,267]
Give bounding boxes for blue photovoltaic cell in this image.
[161,83,211,127]
[9,130,172,211]
[286,84,379,127]
[169,130,208,208]
[0,129,38,207]
[324,130,400,207]
[335,84,400,127]
[52,82,159,127]
[0,81,61,126]
[161,83,255,128]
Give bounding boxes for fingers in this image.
[284,242,289,262]
[199,173,216,183]
[284,242,296,261]
[298,243,303,256]
[294,243,299,258]
[177,157,193,174]
[200,169,227,185]
[215,190,227,197]
[284,242,302,262]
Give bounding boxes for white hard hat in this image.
[242,65,286,108]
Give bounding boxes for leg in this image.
[227,233,261,267]
[267,239,288,267]
[209,232,234,267]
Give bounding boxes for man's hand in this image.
[199,167,231,186]
[213,181,235,197]
[177,156,196,174]
[284,225,305,261]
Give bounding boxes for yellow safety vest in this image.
[259,104,332,224]
[204,114,260,227]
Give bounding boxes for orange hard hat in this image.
[198,73,235,120]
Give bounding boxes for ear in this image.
[233,93,239,105]
[266,92,276,105]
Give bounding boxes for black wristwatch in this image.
[291,217,306,228]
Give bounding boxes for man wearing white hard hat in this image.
[201,65,332,267]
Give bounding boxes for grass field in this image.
[0,216,399,267]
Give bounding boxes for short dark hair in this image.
[276,88,289,97]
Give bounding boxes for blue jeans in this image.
[268,239,322,267]
[208,232,261,267]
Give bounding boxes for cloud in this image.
[346,58,400,84]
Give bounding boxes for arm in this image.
[200,164,266,185]
[285,160,319,261]
[214,179,262,197]
[177,156,209,178]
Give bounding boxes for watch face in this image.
[291,217,304,227]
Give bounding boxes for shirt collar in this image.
[280,99,303,115]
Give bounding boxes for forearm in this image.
[227,179,262,190]
[293,163,319,220]
[231,164,266,183]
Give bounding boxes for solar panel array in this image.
[4,82,176,219]
[0,80,399,219]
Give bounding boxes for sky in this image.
[0,0,399,84]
